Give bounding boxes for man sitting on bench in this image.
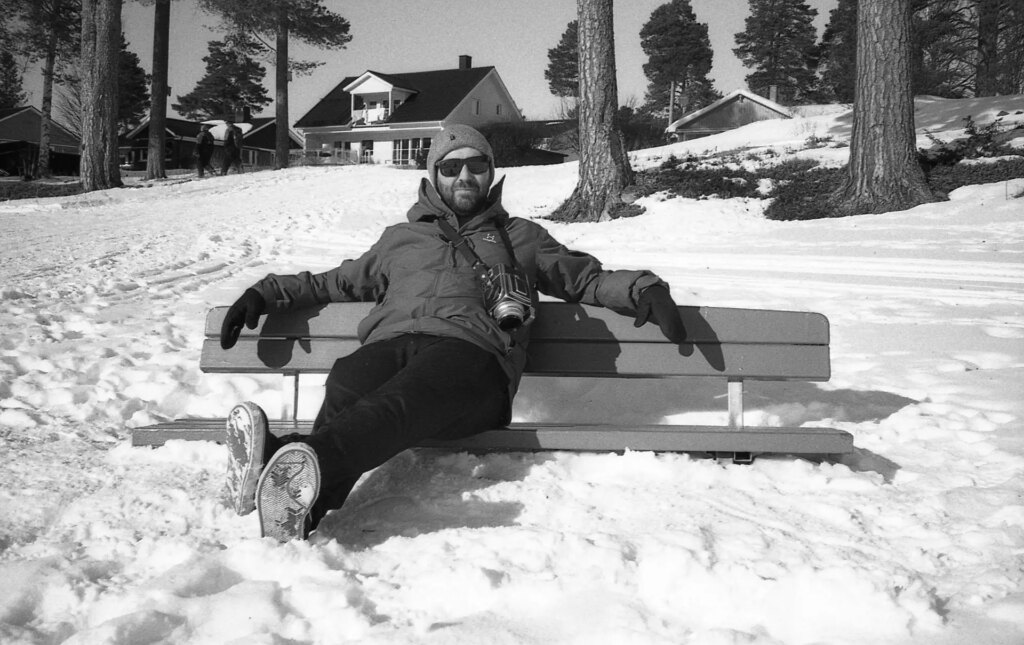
[219,124,686,542]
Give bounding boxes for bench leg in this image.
[728,379,743,429]
[717,380,756,464]
[283,372,300,423]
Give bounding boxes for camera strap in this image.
[436,217,487,268]
[435,217,523,273]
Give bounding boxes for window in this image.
[496,104,502,116]
[392,138,425,165]
[473,99,480,115]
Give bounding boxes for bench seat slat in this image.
[201,338,830,380]
[130,419,853,454]
[206,303,829,346]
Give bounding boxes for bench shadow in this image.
[528,304,724,374]
[679,306,725,369]
[838,447,902,484]
[313,449,544,549]
[530,305,622,373]
[255,304,328,368]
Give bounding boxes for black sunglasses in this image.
[436,156,490,178]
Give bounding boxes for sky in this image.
[25,0,838,123]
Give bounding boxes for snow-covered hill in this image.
[1,96,1023,644]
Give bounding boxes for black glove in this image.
[634,285,686,344]
[220,288,266,349]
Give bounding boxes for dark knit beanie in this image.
[426,124,495,186]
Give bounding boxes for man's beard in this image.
[442,180,487,217]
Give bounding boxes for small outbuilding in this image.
[0,106,81,176]
[665,89,792,142]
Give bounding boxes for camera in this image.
[477,263,534,331]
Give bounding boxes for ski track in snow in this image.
[2,101,1024,644]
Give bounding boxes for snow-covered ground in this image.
[1,96,1023,645]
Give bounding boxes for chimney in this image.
[459,55,472,70]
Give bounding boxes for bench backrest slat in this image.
[201,337,829,379]
[202,302,829,381]
[205,302,829,345]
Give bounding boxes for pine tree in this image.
[172,33,272,121]
[116,34,150,134]
[57,34,150,137]
[975,0,1000,95]
[545,20,579,103]
[817,0,857,102]
[146,0,171,179]
[733,0,819,104]
[641,78,719,121]
[0,48,27,109]
[912,0,975,97]
[198,0,351,169]
[832,0,935,216]
[551,0,636,223]
[640,0,715,119]
[910,0,1024,97]
[998,1,1024,93]
[79,0,122,191]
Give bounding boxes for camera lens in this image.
[493,301,525,330]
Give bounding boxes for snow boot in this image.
[256,443,321,542]
[224,401,269,516]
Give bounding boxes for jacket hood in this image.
[407,176,508,228]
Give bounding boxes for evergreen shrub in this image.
[925,157,1024,195]
[638,144,1024,220]
[919,116,1023,169]
[763,167,845,220]
[478,122,546,168]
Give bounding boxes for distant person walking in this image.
[195,124,215,178]
[221,119,244,176]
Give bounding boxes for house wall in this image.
[0,110,79,151]
[680,98,786,133]
[447,73,522,128]
[0,110,40,142]
[303,128,435,165]
[351,76,396,93]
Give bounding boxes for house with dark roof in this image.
[121,116,302,171]
[0,106,81,176]
[665,89,792,142]
[295,55,523,165]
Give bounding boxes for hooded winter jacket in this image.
[252,177,666,419]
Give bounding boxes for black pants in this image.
[221,150,242,175]
[196,153,213,177]
[268,334,508,527]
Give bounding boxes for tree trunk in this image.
[37,41,57,178]
[975,0,1000,97]
[146,0,170,179]
[80,0,123,191]
[275,4,289,170]
[551,0,636,222]
[832,0,934,216]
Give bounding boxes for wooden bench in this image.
[132,302,853,461]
